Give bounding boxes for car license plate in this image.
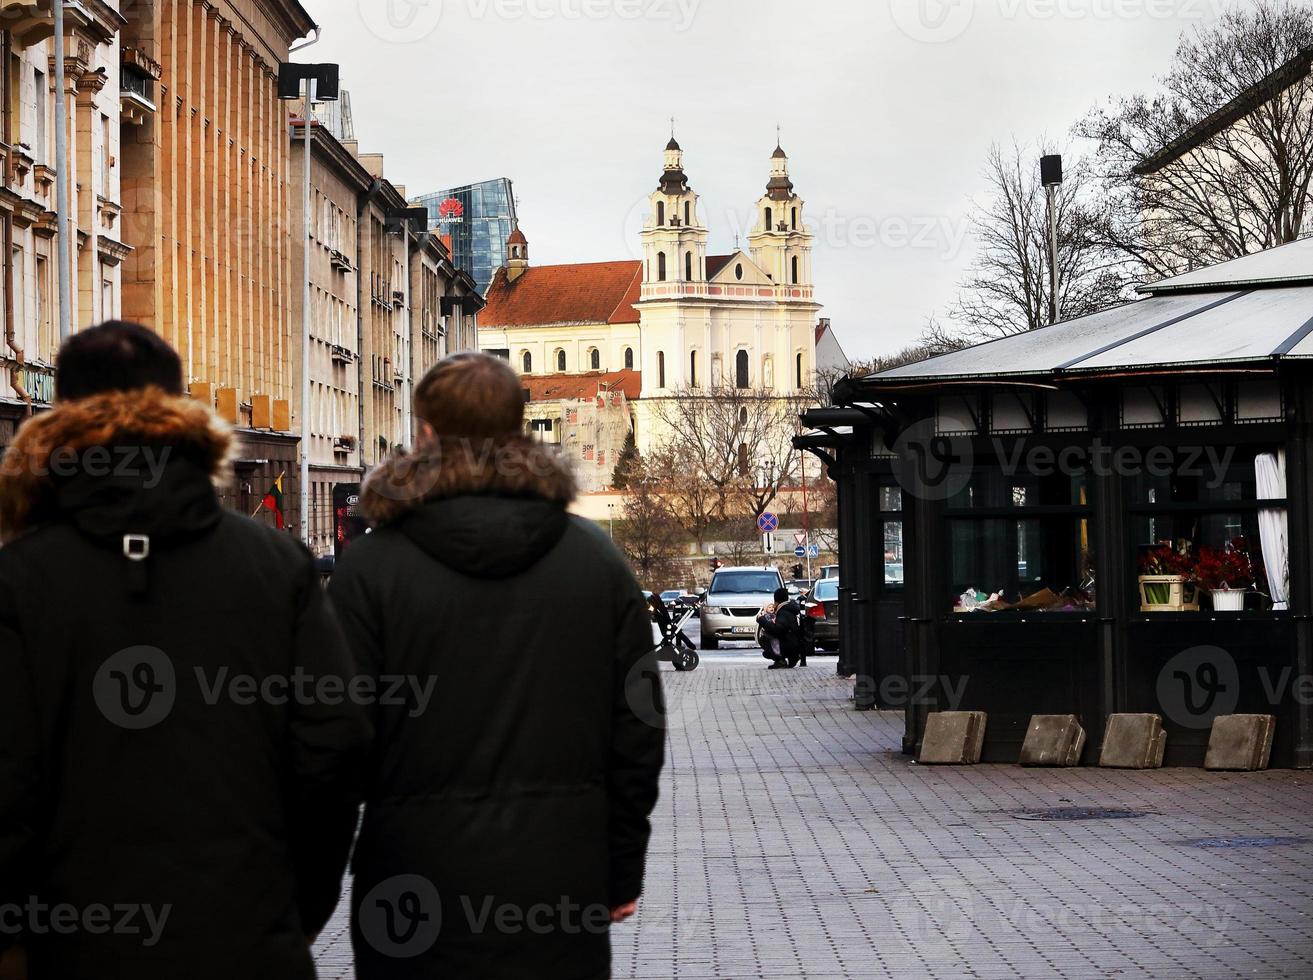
[732,626,755,635]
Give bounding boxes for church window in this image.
[658,351,666,388]
[657,201,665,225]
[735,264,743,281]
[796,352,804,389]
[684,201,691,225]
[764,206,773,232]
[689,350,698,387]
[791,207,797,230]
[589,348,600,371]
[792,255,800,284]
[624,347,634,370]
[735,350,749,389]
[522,351,532,374]
[556,348,566,372]
[658,252,667,282]
[685,251,693,281]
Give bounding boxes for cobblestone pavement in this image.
[316,660,1313,979]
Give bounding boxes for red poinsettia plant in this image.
[1138,546,1193,577]
[1193,538,1255,592]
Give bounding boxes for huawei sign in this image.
[437,198,464,222]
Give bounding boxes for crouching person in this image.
[328,353,665,980]
[0,322,369,980]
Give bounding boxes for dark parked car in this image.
[809,578,840,651]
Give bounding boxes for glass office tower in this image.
[412,178,517,295]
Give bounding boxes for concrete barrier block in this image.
[1020,714,1086,766]
[918,711,986,765]
[1100,713,1167,769]
[1205,714,1275,771]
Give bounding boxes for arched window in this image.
[791,207,797,230]
[791,255,800,284]
[657,351,666,388]
[589,348,600,371]
[656,200,665,225]
[556,349,566,372]
[689,350,698,387]
[657,252,667,282]
[796,352,804,389]
[738,407,748,426]
[684,251,693,281]
[522,351,532,374]
[684,201,691,225]
[624,347,634,370]
[764,206,773,232]
[735,350,749,389]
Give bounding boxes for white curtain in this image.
[1255,451,1289,611]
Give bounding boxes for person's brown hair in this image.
[413,352,526,439]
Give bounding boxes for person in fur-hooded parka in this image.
[328,353,665,980]
[0,322,368,980]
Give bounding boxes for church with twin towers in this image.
[479,135,825,459]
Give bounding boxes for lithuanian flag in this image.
[257,473,286,529]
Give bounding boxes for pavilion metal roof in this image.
[869,240,1313,386]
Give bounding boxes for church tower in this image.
[506,225,529,283]
[640,135,708,290]
[748,142,813,288]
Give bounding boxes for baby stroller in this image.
[652,600,700,672]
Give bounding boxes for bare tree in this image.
[650,386,808,544]
[948,141,1129,343]
[613,463,682,588]
[1078,1,1313,278]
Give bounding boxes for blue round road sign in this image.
[757,512,779,533]
[794,546,807,558]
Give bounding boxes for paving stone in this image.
[918,710,987,765]
[1205,714,1276,771]
[316,664,1313,979]
[1020,714,1086,766]
[1100,713,1167,769]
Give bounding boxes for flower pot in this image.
[1138,575,1198,612]
[1210,589,1246,612]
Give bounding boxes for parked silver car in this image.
[699,566,785,650]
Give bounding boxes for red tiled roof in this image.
[483,260,643,327]
[521,370,642,403]
[705,254,733,279]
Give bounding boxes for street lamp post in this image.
[278,63,339,547]
[1040,154,1064,327]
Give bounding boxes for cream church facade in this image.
[479,138,822,453]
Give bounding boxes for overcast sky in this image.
[303,0,1251,360]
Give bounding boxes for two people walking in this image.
[0,323,665,979]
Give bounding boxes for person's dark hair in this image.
[55,320,184,401]
[413,352,526,439]
[774,587,790,604]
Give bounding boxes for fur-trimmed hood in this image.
[0,386,231,542]
[361,435,576,525]
[360,435,578,580]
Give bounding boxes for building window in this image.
[624,347,634,370]
[791,207,798,230]
[657,251,667,282]
[735,350,749,389]
[556,349,566,372]
[657,200,665,226]
[684,201,691,225]
[657,351,666,388]
[685,251,692,281]
[796,352,804,389]
[522,351,532,374]
[792,255,800,284]
[764,206,772,232]
[735,263,743,281]
[689,350,698,387]
[589,348,600,371]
